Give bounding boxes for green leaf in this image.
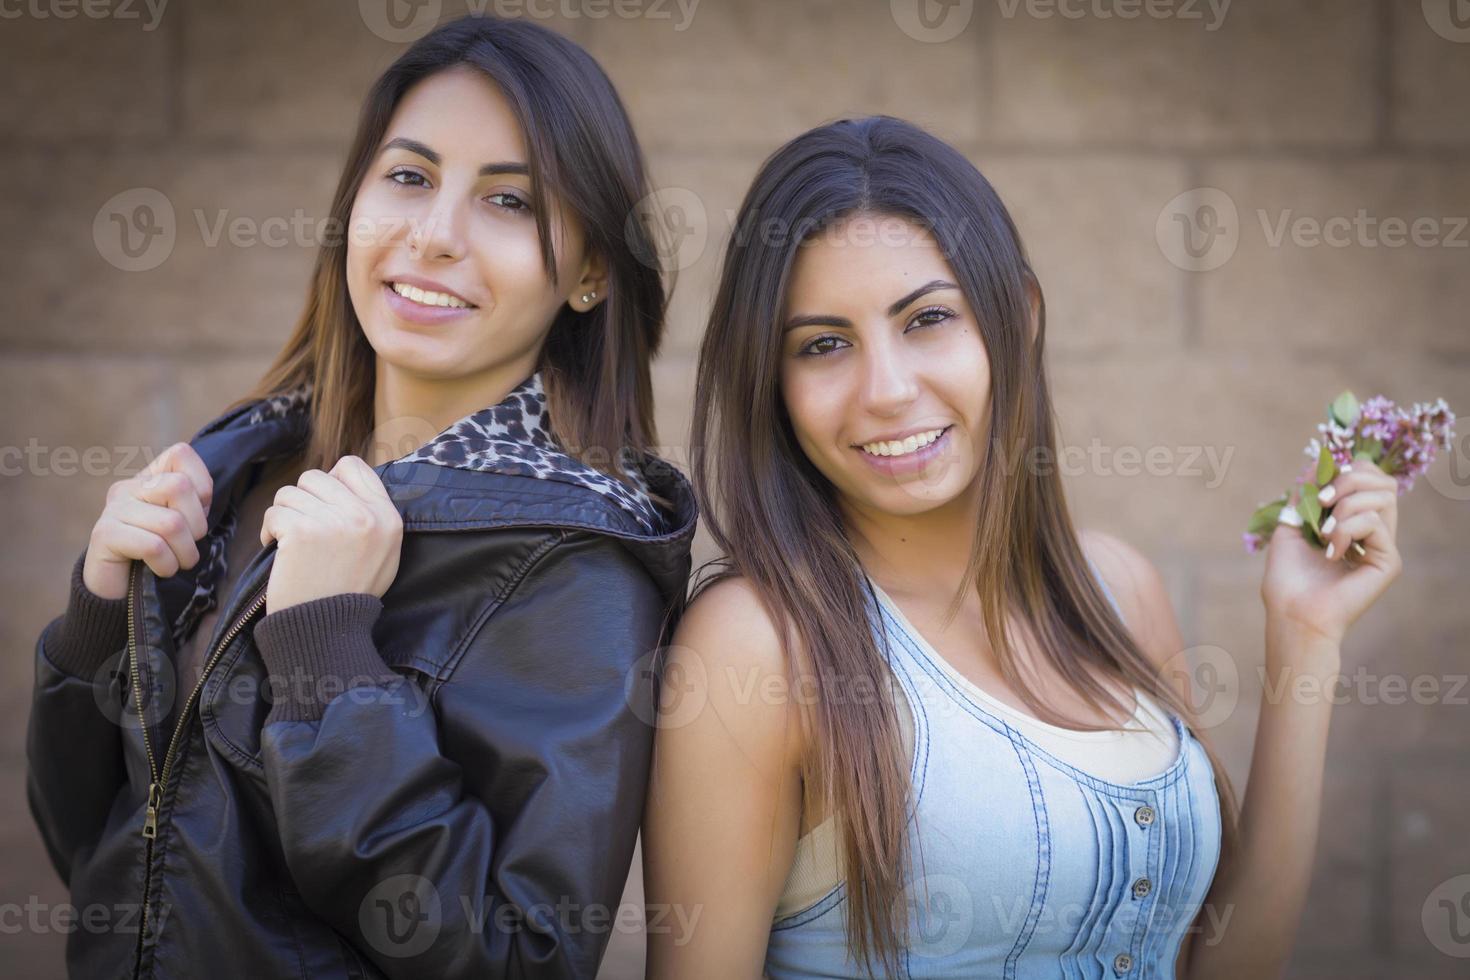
[1302,522,1324,549]
[1298,483,1322,530]
[1315,443,1336,487]
[1329,390,1361,428]
[1357,436,1383,461]
[1246,495,1288,536]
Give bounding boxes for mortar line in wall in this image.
[977,0,997,145]
[1369,762,1393,956]
[11,138,1470,162]
[153,351,179,447]
[1372,0,1394,151]
[166,0,185,139]
[1180,157,1203,351]
[629,143,1470,163]
[1174,549,1197,647]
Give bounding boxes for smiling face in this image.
[346,65,603,383]
[778,213,992,517]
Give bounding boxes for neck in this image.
[369,356,538,466]
[839,481,985,603]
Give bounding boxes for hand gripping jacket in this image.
[26,372,697,979]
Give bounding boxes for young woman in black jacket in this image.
[26,16,695,979]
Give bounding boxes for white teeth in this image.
[391,282,471,309]
[860,428,946,457]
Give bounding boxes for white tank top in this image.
[773,576,1179,919]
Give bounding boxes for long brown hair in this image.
[691,115,1240,977]
[242,15,669,490]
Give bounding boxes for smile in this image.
[388,281,475,309]
[858,426,950,458]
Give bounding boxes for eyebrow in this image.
[381,137,529,177]
[782,279,959,332]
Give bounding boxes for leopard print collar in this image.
[394,370,665,536]
[171,371,667,651]
[247,369,664,535]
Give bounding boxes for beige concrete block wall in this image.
[2,2,1465,977]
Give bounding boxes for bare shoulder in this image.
[1077,529,1182,674]
[665,573,806,768]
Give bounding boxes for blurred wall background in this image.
[2,1,1467,977]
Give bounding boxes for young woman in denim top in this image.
[643,116,1403,979]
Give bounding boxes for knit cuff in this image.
[253,593,402,724]
[41,551,132,679]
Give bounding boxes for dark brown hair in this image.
[244,15,668,492]
[691,115,1240,977]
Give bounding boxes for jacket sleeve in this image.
[254,529,667,980]
[25,550,133,884]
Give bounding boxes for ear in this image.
[569,248,609,313]
[1024,272,1042,347]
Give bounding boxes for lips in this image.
[380,281,479,325]
[856,425,953,458]
[385,279,476,309]
[853,424,956,478]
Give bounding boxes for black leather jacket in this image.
[26,388,696,979]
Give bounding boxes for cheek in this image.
[780,363,849,455]
[936,328,991,419]
[345,193,393,295]
[471,224,557,308]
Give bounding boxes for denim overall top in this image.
[763,561,1223,979]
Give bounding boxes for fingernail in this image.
[1339,463,1353,473]
[1322,515,1336,534]
[1325,541,1336,559]
[1318,484,1336,503]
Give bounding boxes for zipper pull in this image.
[142,782,161,839]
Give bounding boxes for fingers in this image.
[259,501,304,550]
[1320,489,1395,536]
[127,469,210,541]
[297,467,361,507]
[140,442,213,512]
[261,460,396,547]
[1315,459,1397,506]
[108,498,202,575]
[1321,508,1398,571]
[332,455,394,506]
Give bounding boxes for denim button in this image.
[1113,951,1134,973]
[1134,805,1156,827]
[1132,877,1153,900]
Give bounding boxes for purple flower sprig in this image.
[1242,390,1456,554]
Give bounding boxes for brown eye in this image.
[798,335,849,357]
[486,192,532,215]
[387,168,429,188]
[908,305,956,330]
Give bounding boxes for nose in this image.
[407,191,467,263]
[858,339,920,418]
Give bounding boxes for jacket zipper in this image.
[128,560,268,976]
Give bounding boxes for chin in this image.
[368,329,474,380]
[852,458,978,515]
